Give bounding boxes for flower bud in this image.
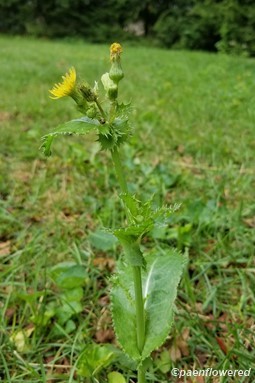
[109,43,124,84]
[86,105,97,118]
[110,43,123,61]
[79,83,97,102]
[109,61,124,84]
[101,72,118,101]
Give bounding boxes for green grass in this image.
[0,35,255,382]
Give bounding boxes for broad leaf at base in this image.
[111,248,186,363]
[141,249,186,359]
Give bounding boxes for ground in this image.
[0,36,255,382]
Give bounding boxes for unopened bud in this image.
[110,43,123,62]
[101,72,118,101]
[79,83,97,102]
[109,43,124,84]
[86,105,97,118]
[109,60,124,84]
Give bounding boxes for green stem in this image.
[111,147,128,194]
[109,100,117,123]
[138,364,146,383]
[111,147,146,383]
[95,98,106,120]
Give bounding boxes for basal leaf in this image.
[141,249,186,359]
[41,117,101,156]
[111,249,186,363]
[111,262,140,362]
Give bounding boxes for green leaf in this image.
[61,287,83,302]
[111,263,140,361]
[111,249,186,362]
[116,102,132,119]
[77,343,116,377]
[120,193,140,217]
[108,371,126,383]
[98,130,117,150]
[89,229,118,251]
[117,194,180,239]
[65,319,76,334]
[41,117,101,156]
[154,349,171,373]
[56,301,83,325]
[50,262,88,289]
[141,249,186,359]
[98,117,132,150]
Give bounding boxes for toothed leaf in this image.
[113,195,180,240]
[121,194,179,228]
[116,102,132,119]
[41,117,101,156]
[141,249,186,359]
[98,117,131,150]
[111,262,140,361]
[111,249,186,363]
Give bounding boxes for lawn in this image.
[0,35,255,382]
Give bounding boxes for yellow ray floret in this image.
[110,42,123,61]
[49,67,76,99]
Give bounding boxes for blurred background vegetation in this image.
[1,0,255,57]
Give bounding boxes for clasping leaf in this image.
[111,248,186,362]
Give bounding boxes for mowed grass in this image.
[0,35,255,382]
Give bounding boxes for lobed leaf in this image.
[98,117,132,150]
[113,194,180,241]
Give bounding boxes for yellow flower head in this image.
[110,43,123,62]
[49,67,77,99]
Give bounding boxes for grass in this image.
[0,35,255,382]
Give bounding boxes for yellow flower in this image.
[110,43,123,61]
[49,67,77,99]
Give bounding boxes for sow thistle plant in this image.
[42,43,186,383]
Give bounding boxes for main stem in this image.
[111,147,128,194]
[111,147,146,383]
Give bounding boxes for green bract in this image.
[101,72,118,101]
